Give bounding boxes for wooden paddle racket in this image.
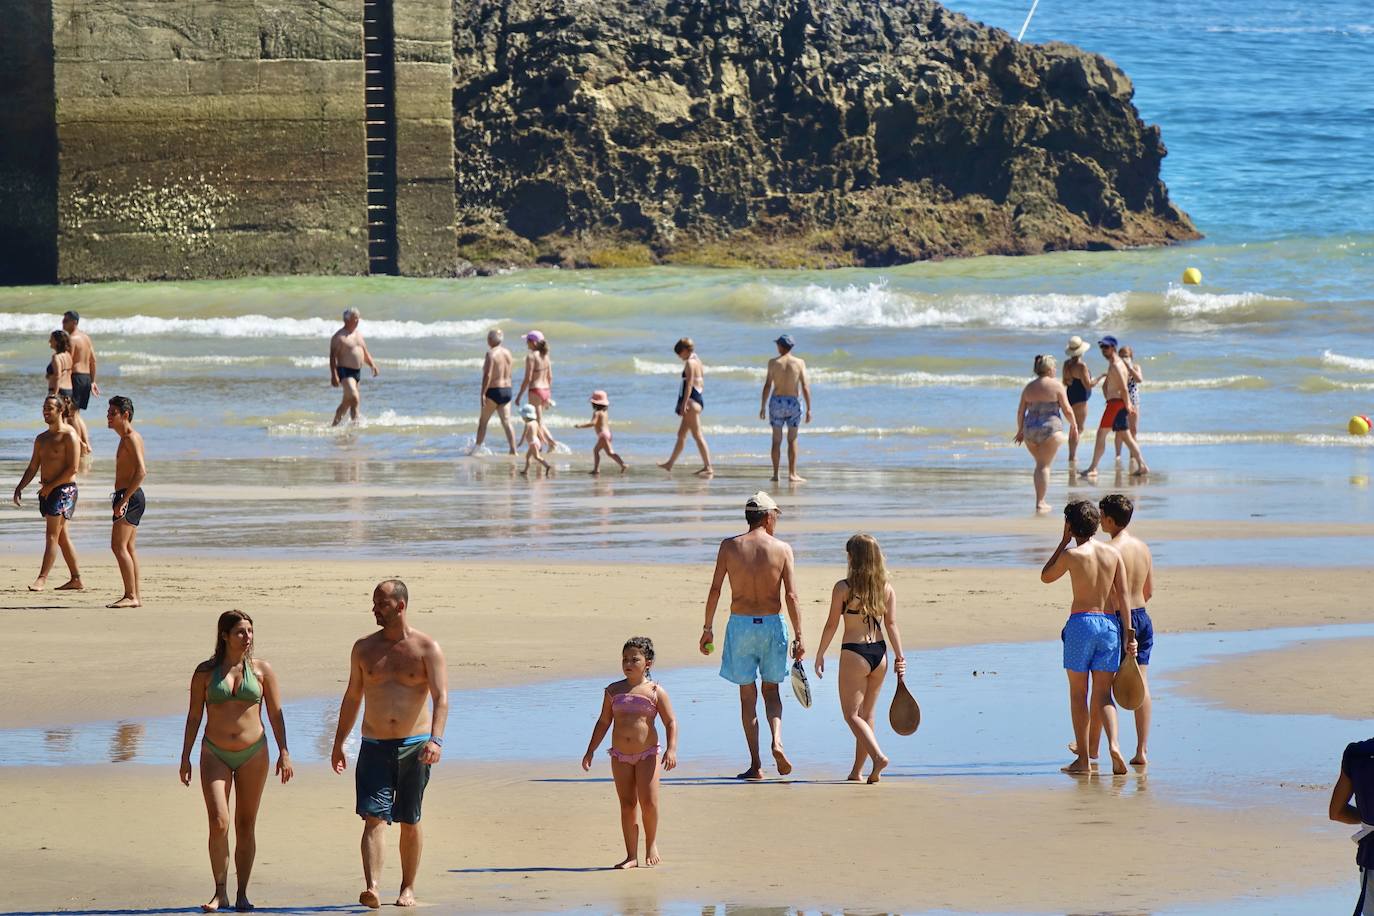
[889,674,920,735]
[1113,624,1146,711]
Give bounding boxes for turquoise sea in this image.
[0,0,1371,564]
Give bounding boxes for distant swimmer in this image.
[575,390,627,475]
[472,329,517,455]
[813,534,907,783]
[1099,494,1154,766]
[62,310,100,411]
[108,395,147,608]
[1327,735,1374,915]
[1114,346,1145,468]
[700,492,804,779]
[179,610,293,914]
[515,330,559,451]
[518,403,553,476]
[12,395,82,592]
[580,636,679,868]
[47,329,73,397]
[1014,354,1079,512]
[759,333,812,483]
[658,337,713,477]
[330,308,380,427]
[1040,500,1136,776]
[332,580,449,910]
[1062,336,1095,463]
[1082,336,1148,478]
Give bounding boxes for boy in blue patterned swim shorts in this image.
[1041,500,1137,775]
[759,334,812,483]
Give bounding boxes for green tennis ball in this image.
[705,642,715,654]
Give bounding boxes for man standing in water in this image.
[108,396,146,608]
[62,311,99,411]
[1040,499,1136,775]
[330,308,380,426]
[333,579,449,909]
[1082,336,1148,477]
[700,492,805,779]
[13,395,82,591]
[759,334,812,483]
[471,329,517,454]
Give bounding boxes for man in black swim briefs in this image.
[330,308,380,427]
[473,329,517,454]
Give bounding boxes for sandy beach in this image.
[1171,636,1374,720]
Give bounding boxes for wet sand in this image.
[1169,636,1374,720]
[1,760,1351,914]
[3,556,1373,728]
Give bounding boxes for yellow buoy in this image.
[1349,415,1371,436]
[1182,267,1203,285]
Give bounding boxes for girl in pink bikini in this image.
[581,636,678,868]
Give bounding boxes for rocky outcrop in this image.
[452,0,1198,270]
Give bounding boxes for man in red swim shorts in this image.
[1082,336,1149,478]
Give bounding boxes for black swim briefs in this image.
[337,366,362,382]
[356,736,431,825]
[113,487,145,527]
[486,386,513,406]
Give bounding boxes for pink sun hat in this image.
[589,390,610,407]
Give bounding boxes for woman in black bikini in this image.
[1062,336,1095,462]
[814,534,907,783]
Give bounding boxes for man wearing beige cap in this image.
[700,491,805,779]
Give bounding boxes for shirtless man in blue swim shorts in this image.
[13,395,82,592]
[700,492,806,779]
[1099,494,1154,765]
[1041,499,1136,775]
[759,334,812,483]
[332,580,449,909]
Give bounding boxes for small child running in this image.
[575,390,627,476]
[518,403,553,476]
[581,636,678,869]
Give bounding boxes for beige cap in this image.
[745,491,781,514]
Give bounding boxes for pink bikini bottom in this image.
[608,745,660,765]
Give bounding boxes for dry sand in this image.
[1170,636,1374,720]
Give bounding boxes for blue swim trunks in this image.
[768,395,802,429]
[1130,607,1154,666]
[1062,612,1121,673]
[720,614,789,685]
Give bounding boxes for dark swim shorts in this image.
[1130,607,1154,666]
[113,487,145,527]
[485,386,512,406]
[356,735,431,824]
[337,366,362,382]
[70,373,93,409]
[38,483,78,519]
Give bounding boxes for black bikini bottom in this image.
[841,640,887,672]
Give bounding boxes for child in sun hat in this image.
[518,403,553,476]
[576,390,627,475]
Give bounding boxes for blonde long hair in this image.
[845,534,888,630]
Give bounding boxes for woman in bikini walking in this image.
[814,534,907,783]
[515,330,560,451]
[179,610,293,913]
[657,337,713,477]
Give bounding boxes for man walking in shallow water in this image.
[472,328,517,454]
[332,580,449,909]
[330,308,379,426]
[700,492,805,779]
[759,333,812,483]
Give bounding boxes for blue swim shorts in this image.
[720,614,789,685]
[768,395,802,429]
[1061,612,1121,673]
[1130,607,1154,666]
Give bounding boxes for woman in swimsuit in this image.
[179,610,293,913]
[581,636,679,868]
[515,329,560,450]
[1015,354,1079,512]
[814,534,907,784]
[1062,336,1095,462]
[1115,346,1145,466]
[47,329,73,397]
[657,337,713,477]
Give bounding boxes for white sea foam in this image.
[106,351,269,366]
[1146,375,1267,391]
[768,280,1129,330]
[266,409,585,436]
[633,357,1022,387]
[1322,350,1374,372]
[0,312,494,340]
[702,424,931,437]
[1161,287,1283,318]
[632,358,765,379]
[290,356,485,370]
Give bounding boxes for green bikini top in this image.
[207,659,263,705]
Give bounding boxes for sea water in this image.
[0,0,1371,563]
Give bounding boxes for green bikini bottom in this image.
[204,735,266,771]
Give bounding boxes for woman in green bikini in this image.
[179,610,293,913]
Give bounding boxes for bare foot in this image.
[55,578,84,591]
[1035,501,1051,512]
[772,747,793,776]
[694,466,714,478]
[1061,756,1092,774]
[1131,465,1150,477]
[1066,742,1099,762]
[735,767,763,780]
[613,855,638,870]
[646,844,661,867]
[202,890,230,913]
[657,461,674,472]
[1109,748,1128,775]
[867,755,889,784]
[788,473,806,483]
[234,895,254,912]
[770,474,779,482]
[1082,468,1099,479]
[395,887,416,907]
[1130,752,1148,767]
[846,770,862,782]
[519,468,528,476]
[619,464,629,474]
[359,888,380,909]
[589,469,600,476]
[107,596,141,608]
[28,578,46,592]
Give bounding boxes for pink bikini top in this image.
[611,691,658,715]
